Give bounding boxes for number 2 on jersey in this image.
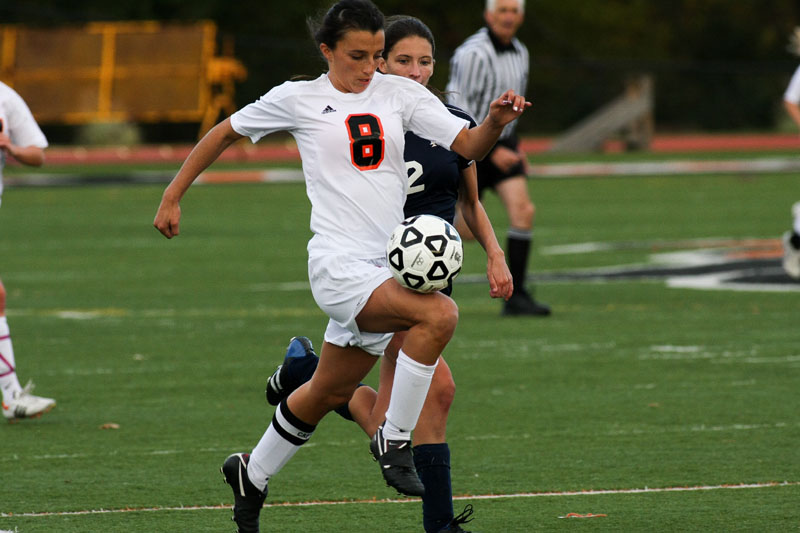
[406,160,424,195]
[346,114,384,171]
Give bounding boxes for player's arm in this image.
[154,117,243,238]
[784,99,800,131]
[450,90,530,161]
[0,120,44,167]
[456,164,513,300]
[0,140,45,167]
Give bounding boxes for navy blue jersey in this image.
[403,104,477,224]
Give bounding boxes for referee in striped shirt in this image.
[446,0,551,317]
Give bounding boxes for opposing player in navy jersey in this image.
[264,15,512,533]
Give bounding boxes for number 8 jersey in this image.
[231,72,468,259]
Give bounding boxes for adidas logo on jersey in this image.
[322,105,337,114]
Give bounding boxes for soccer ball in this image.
[386,214,463,293]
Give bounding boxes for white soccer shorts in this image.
[308,252,394,356]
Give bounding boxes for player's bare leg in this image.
[355,280,458,496]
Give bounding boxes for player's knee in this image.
[322,385,358,413]
[518,201,535,228]
[427,296,458,340]
[508,200,535,230]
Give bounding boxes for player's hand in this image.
[153,195,181,239]
[487,253,513,300]
[488,90,531,127]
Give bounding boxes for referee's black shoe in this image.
[221,453,267,533]
[502,289,551,317]
[370,424,425,497]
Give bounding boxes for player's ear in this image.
[377,57,387,74]
[320,43,334,63]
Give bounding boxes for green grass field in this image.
[0,158,798,532]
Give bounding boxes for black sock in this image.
[414,443,453,533]
[790,231,800,250]
[507,228,532,295]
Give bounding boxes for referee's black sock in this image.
[790,231,800,250]
[507,228,532,294]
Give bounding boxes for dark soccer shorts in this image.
[475,137,526,196]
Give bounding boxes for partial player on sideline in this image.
[0,80,56,422]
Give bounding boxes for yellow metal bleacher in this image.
[0,20,246,137]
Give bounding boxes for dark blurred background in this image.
[3,0,800,143]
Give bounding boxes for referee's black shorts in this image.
[475,137,526,196]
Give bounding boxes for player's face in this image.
[380,36,434,86]
[485,0,524,44]
[321,30,385,94]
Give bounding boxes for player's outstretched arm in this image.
[456,165,512,300]
[450,90,530,161]
[154,118,243,238]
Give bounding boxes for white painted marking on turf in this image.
[604,422,789,436]
[650,345,702,353]
[529,157,800,177]
[667,272,800,292]
[2,482,797,518]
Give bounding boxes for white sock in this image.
[383,349,438,440]
[792,202,800,235]
[0,317,22,403]
[247,400,315,492]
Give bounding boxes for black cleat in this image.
[266,336,318,405]
[502,290,551,317]
[370,424,425,497]
[221,453,267,533]
[439,504,475,532]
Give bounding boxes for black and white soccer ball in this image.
[386,214,463,293]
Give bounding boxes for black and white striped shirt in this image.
[446,27,529,142]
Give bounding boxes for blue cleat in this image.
[265,336,318,405]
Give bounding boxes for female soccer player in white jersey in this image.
[264,15,513,533]
[153,1,529,530]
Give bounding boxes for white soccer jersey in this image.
[0,81,48,202]
[784,65,800,104]
[231,72,468,258]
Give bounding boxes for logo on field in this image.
[446,238,798,293]
[533,238,799,293]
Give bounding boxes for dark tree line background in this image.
[3,0,800,140]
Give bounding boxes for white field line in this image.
[1,481,796,518]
